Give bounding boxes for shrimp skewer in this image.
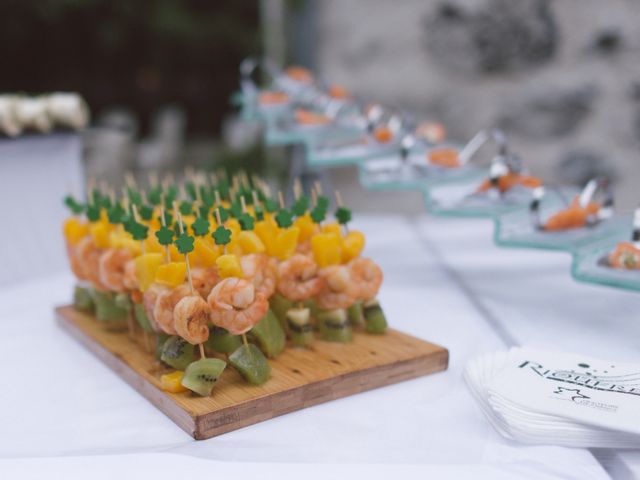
[207,278,269,336]
[277,254,323,303]
[241,253,277,298]
[316,265,356,310]
[348,257,383,302]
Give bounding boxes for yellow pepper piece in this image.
[294,214,318,242]
[274,227,300,260]
[216,254,243,278]
[237,230,266,254]
[155,262,187,288]
[134,253,164,292]
[192,238,220,268]
[321,222,342,237]
[62,218,89,245]
[161,371,188,393]
[144,234,164,254]
[341,230,366,263]
[89,222,111,249]
[311,232,342,267]
[255,220,278,256]
[225,218,241,238]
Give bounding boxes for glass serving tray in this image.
[494,189,629,252]
[571,232,640,292]
[306,136,407,168]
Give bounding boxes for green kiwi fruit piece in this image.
[286,307,314,347]
[181,358,227,397]
[206,327,242,354]
[229,343,271,385]
[73,286,94,313]
[89,289,128,324]
[133,303,154,332]
[318,308,352,342]
[160,336,195,370]
[347,302,364,326]
[249,309,286,357]
[269,292,293,332]
[363,299,387,334]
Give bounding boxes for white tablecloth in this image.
[2,214,638,479]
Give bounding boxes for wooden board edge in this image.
[55,306,198,438]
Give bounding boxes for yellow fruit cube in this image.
[89,222,111,249]
[225,218,241,237]
[311,232,342,267]
[161,371,188,393]
[237,230,266,254]
[274,227,300,260]
[216,254,243,278]
[144,233,164,254]
[62,218,89,245]
[341,230,365,262]
[192,238,220,268]
[255,220,278,256]
[134,253,164,292]
[321,222,342,237]
[155,262,187,288]
[294,214,318,242]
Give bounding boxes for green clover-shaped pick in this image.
[229,202,243,219]
[239,213,255,231]
[148,187,162,206]
[215,206,230,222]
[173,221,187,236]
[129,221,149,241]
[86,204,101,222]
[275,209,293,228]
[99,195,112,210]
[155,225,174,246]
[191,216,210,237]
[164,188,177,209]
[316,195,329,211]
[197,204,210,219]
[212,225,232,246]
[185,182,197,201]
[292,195,310,216]
[107,203,125,224]
[139,204,153,221]
[217,181,230,199]
[175,232,195,254]
[158,212,173,227]
[179,200,193,216]
[200,187,215,207]
[335,207,352,225]
[63,195,85,215]
[264,198,278,213]
[127,187,142,206]
[310,205,326,224]
[254,206,264,221]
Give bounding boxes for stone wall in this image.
[315,0,640,208]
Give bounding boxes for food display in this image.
[606,209,640,270]
[62,172,387,397]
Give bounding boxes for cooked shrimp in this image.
[207,278,269,335]
[76,236,107,290]
[543,199,600,231]
[296,239,312,255]
[608,242,640,269]
[191,267,219,299]
[123,259,138,291]
[428,148,460,168]
[349,257,383,301]
[277,253,323,302]
[153,284,191,335]
[316,265,356,310]
[174,295,211,344]
[66,242,86,280]
[142,284,166,332]
[476,173,542,193]
[241,253,277,298]
[98,248,132,292]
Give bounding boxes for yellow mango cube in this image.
[255,221,278,256]
[274,227,300,260]
[89,222,111,249]
[225,218,241,237]
[311,232,342,267]
[192,238,220,268]
[155,262,187,288]
[216,254,243,278]
[237,230,266,254]
[143,234,164,254]
[134,253,164,292]
[161,371,188,393]
[62,218,89,245]
[341,230,365,263]
[321,222,342,237]
[294,214,318,242]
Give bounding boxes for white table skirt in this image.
[3,214,635,479]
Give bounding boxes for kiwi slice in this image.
[317,308,352,342]
[160,336,195,370]
[269,292,293,332]
[181,358,227,397]
[89,289,128,326]
[114,292,132,311]
[347,302,364,326]
[133,303,154,332]
[286,307,314,347]
[303,298,319,325]
[206,327,242,355]
[155,333,170,360]
[229,343,271,385]
[73,285,94,313]
[363,299,388,334]
[249,309,286,357]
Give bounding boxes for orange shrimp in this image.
[259,91,289,105]
[329,84,350,100]
[122,259,138,291]
[76,236,107,290]
[241,253,277,298]
[608,242,640,269]
[286,66,313,83]
[316,265,356,310]
[373,126,393,143]
[277,253,324,302]
[207,278,269,335]
[295,109,331,126]
[98,248,132,292]
[153,284,191,335]
[191,267,219,299]
[428,148,461,168]
[349,257,383,301]
[174,295,211,345]
[65,242,86,281]
[543,198,600,231]
[477,173,542,193]
[142,284,166,332]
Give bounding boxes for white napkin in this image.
[464,347,640,448]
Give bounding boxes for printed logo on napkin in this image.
[486,348,640,436]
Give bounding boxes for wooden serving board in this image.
[56,305,448,440]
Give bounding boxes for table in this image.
[1,214,637,479]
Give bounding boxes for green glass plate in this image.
[571,230,640,292]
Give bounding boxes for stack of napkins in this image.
[464,347,640,448]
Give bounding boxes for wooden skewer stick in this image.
[242,333,249,349]
[278,191,285,209]
[240,196,247,214]
[159,202,171,264]
[293,177,302,200]
[314,180,323,195]
[199,343,206,360]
